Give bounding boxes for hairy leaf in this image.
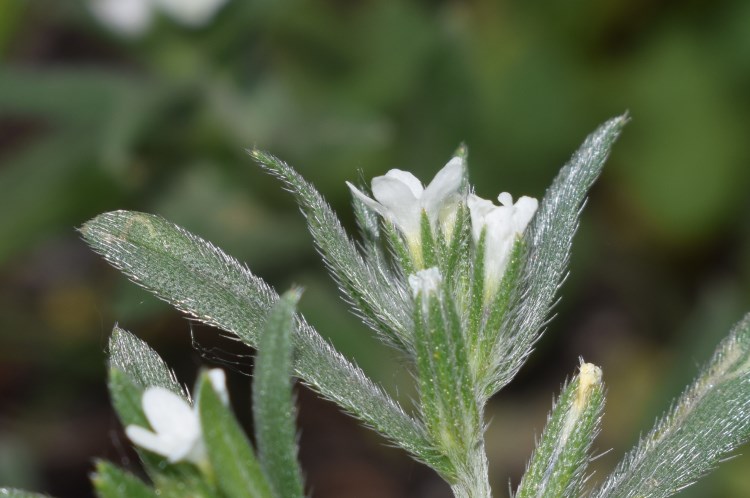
[253,290,305,498]
[516,363,604,498]
[592,313,750,498]
[488,115,627,397]
[91,461,157,498]
[251,150,413,354]
[197,373,274,498]
[81,212,447,476]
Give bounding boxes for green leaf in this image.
[107,328,217,497]
[413,285,477,463]
[92,461,157,498]
[250,149,414,354]
[515,363,604,498]
[253,290,305,498]
[109,326,185,398]
[81,212,446,476]
[0,489,53,498]
[592,313,750,498]
[196,372,275,498]
[489,115,628,396]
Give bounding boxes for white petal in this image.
[346,182,388,218]
[142,387,199,437]
[497,192,513,206]
[89,0,152,37]
[125,425,168,456]
[408,267,442,298]
[371,176,421,236]
[382,169,424,198]
[207,368,228,406]
[155,0,229,27]
[467,194,496,242]
[421,157,465,221]
[512,196,538,233]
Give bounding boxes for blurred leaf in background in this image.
[1,0,750,497]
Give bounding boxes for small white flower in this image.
[89,0,153,37]
[90,0,229,35]
[125,387,206,464]
[468,192,538,296]
[409,267,442,313]
[125,369,228,465]
[347,157,465,248]
[408,267,443,299]
[154,0,229,27]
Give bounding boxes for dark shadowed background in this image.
[2,1,750,496]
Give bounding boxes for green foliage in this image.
[486,115,628,399]
[252,291,305,498]
[14,115,741,498]
[515,364,605,498]
[80,210,446,474]
[91,461,157,498]
[196,373,275,498]
[592,314,750,498]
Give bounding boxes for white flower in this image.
[409,267,442,312]
[125,368,228,465]
[90,0,229,36]
[154,0,229,27]
[408,267,442,298]
[89,0,153,37]
[468,192,538,296]
[346,157,465,247]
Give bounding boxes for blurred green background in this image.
[2,0,750,497]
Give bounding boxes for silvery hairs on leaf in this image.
[250,149,415,355]
[591,313,750,498]
[81,211,448,475]
[485,114,628,399]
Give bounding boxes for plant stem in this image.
[450,439,492,498]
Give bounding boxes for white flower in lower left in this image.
[126,387,206,464]
[125,369,228,465]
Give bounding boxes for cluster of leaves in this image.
[4,116,750,498]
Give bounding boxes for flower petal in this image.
[382,169,424,198]
[347,182,388,217]
[142,387,199,437]
[512,196,538,233]
[125,425,167,456]
[408,267,442,298]
[371,176,422,236]
[421,157,465,220]
[207,368,229,406]
[467,194,497,242]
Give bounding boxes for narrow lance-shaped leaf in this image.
[81,212,448,476]
[253,290,305,498]
[91,460,158,498]
[250,149,413,354]
[196,372,275,498]
[489,115,628,397]
[592,313,750,498]
[109,325,186,398]
[515,363,605,498]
